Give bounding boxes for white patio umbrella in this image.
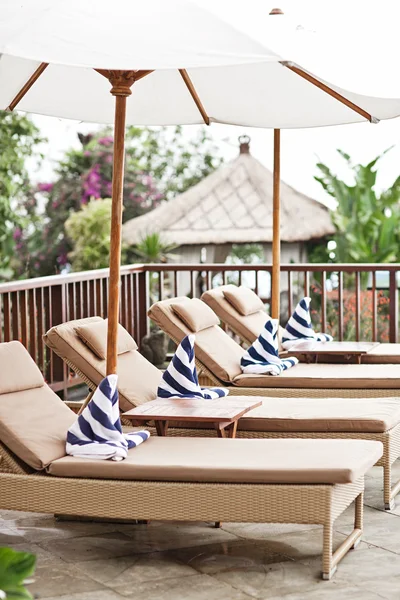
[2,0,400,373]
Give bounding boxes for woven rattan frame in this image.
[52,344,400,508]
[0,455,364,580]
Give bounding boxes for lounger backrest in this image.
[201,285,268,345]
[148,297,244,383]
[44,317,162,410]
[0,341,76,470]
[202,284,285,350]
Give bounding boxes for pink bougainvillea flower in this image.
[37,182,54,193]
[98,136,114,147]
[13,227,22,241]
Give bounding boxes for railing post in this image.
[137,270,149,348]
[49,283,67,397]
[389,271,398,343]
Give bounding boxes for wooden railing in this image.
[1,262,399,396]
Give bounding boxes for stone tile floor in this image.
[2,463,400,599]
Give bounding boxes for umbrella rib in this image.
[281,62,378,123]
[6,62,49,111]
[179,69,210,125]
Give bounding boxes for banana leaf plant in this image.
[314,148,400,288]
[0,547,36,600]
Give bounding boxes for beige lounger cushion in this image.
[202,286,268,344]
[149,298,244,383]
[233,363,400,389]
[76,319,137,360]
[171,298,219,332]
[0,342,75,469]
[238,397,400,433]
[44,317,162,410]
[48,436,382,485]
[223,284,265,316]
[202,286,285,348]
[364,344,400,364]
[0,341,44,395]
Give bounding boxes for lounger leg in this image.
[321,492,363,580]
[383,457,396,510]
[322,521,334,580]
[77,390,94,415]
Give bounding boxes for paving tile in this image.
[265,584,384,600]
[6,541,66,566]
[335,506,400,554]
[221,522,320,540]
[27,563,104,599]
[0,509,47,521]
[119,520,238,552]
[213,559,325,599]
[168,539,283,575]
[227,528,346,562]
[112,572,252,599]
[74,552,197,587]
[0,525,24,545]
[3,513,118,543]
[41,531,141,563]
[355,576,400,600]
[42,590,125,600]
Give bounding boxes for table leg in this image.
[155,420,169,436]
[215,420,238,438]
[227,421,238,438]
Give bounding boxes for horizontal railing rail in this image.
[1,262,399,397]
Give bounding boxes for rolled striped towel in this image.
[241,318,298,375]
[157,334,229,399]
[67,375,150,461]
[282,297,333,350]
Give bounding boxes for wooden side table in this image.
[122,397,262,439]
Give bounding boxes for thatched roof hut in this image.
[123,136,334,247]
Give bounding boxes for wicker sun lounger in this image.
[148,297,400,397]
[201,284,400,364]
[45,316,400,509]
[0,341,383,580]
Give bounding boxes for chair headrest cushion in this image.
[223,286,265,316]
[171,298,219,332]
[76,319,137,360]
[0,341,44,395]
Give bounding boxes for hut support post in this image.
[271,128,281,320]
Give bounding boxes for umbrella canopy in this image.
[2,0,400,372]
[2,0,400,127]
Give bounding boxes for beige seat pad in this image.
[238,397,400,433]
[363,344,400,364]
[44,317,162,410]
[0,384,76,470]
[234,363,400,389]
[48,436,382,485]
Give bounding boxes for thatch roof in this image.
[123,138,334,246]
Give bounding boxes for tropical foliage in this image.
[65,198,128,271]
[313,149,400,264]
[10,126,222,279]
[129,232,177,264]
[0,547,36,600]
[0,111,44,280]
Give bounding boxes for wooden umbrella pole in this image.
[105,72,137,374]
[271,128,281,320]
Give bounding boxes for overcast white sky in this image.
[29,0,400,206]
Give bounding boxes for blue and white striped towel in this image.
[241,318,298,375]
[66,375,150,461]
[157,334,229,399]
[282,297,333,350]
